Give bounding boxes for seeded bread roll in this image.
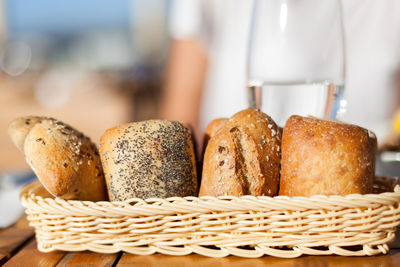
[203,118,228,146]
[182,123,201,177]
[199,109,281,197]
[199,118,228,176]
[8,116,45,152]
[279,115,376,196]
[8,116,107,201]
[100,120,198,201]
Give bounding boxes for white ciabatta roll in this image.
[279,115,377,196]
[8,116,107,201]
[100,120,198,201]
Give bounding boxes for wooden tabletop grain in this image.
[1,216,399,267]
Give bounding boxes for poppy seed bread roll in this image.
[100,120,198,201]
[8,116,107,201]
[279,115,376,196]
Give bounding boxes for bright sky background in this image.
[5,0,133,37]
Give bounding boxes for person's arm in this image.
[160,39,208,140]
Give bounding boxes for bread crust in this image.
[8,116,107,201]
[203,118,227,146]
[8,116,45,152]
[100,120,198,201]
[199,109,281,197]
[279,115,376,196]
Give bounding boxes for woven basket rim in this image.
[20,181,400,213]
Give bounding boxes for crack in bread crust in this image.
[229,127,249,195]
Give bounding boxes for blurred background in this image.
[1,0,169,173]
[3,0,400,175]
[1,0,400,226]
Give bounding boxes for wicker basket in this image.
[20,181,400,258]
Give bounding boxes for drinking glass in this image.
[247,0,346,126]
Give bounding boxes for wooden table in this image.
[1,216,400,267]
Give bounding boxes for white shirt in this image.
[169,0,400,141]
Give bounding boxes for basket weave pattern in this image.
[21,182,400,258]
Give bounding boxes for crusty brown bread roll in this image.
[100,120,198,201]
[279,115,376,196]
[8,116,107,201]
[199,118,228,176]
[199,108,281,197]
[29,180,54,199]
[203,118,228,149]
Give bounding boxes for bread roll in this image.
[199,109,281,197]
[203,118,227,146]
[199,118,228,175]
[279,115,376,196]
[8,116,107,201]
[8,116,45,152]
[100,120,198,201]
[183,123,201,176]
